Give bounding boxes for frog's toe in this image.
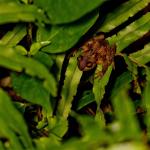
[95,70,103,79]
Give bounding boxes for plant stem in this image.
[26,0,33,50]
[53,51,72,116]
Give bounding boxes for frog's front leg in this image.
[94,65,103,79]
[95,62,110,79]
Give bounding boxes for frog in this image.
[77,34,116,78]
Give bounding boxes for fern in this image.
[100,0,150,32]
[0,0,150,149]
[108,12,150,51]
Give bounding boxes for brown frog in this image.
[77,34,116,78]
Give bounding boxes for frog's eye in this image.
[86,62,93,67]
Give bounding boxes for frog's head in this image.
[77,54,97,71]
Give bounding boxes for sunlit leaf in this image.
[0,45,57,96]
[92,66,113,127]
[14,45,28,55]
[145,68,150,81]
[108,12,150,51]
[35,136,60,150]
[143,78,150,139]
[77,90,95,110]
[108,142,148,150]
[48,116,68,138]
[100,0,149,32]
[72,113,112,144]
[37,13,98,53]
[129,43,150,65]
[20,0,27,4]
[111,73,141,141]
[0,0,19,2]
[35,0,104,24]
[0,2,48,25]
[58,53,82,118]
[0,89,34,149]
[123,54,138,75]
[29,41,51,56]
[0,121,24,150]
[0,141,5,150]
[11,73,53,114]
[122,55,142,94]
[0,25,26,46]
[111,71,133,98]
[34,51,54,68]
[93,65,112,105]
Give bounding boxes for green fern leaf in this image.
[0,2,48,25]
[0,89,34,150]
[37,13,98,53]
[58,54,82,119]
[0,45,57,97]
[35,0,104,24]
[108,12,150,52]
[129,43,150,65]
[100,0,149,32]
[0,25,26,46]
[111,72,141,141]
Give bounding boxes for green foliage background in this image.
[0,0,150,149]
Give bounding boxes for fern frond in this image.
[129,43,150,65]
[108,12,150,52]
[100,0,149,32]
